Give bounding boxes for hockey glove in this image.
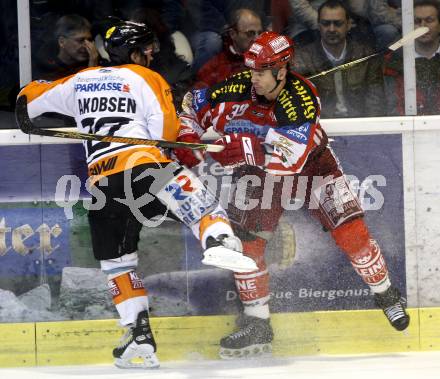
[173,133,204,168]
[210,133,265,168]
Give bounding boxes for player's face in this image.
[319,7,351,46]
[142,44,155,67]
[414,5,440,44]
[250,69,277,96]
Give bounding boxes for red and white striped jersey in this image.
[180,70,327,175]
[19,64,180,180]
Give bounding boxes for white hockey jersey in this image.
[19,64,180,181]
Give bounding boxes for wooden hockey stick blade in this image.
[307,27,429,80]
[307,53,380,79]
[307,53,378,79]
[15,95,224,153]
[388,26,429,51]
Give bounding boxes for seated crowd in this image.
[1,0,440,117]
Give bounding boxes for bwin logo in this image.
[136,335,147,342]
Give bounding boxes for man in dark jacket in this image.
[293,0,386,118]
[385,0,440,115]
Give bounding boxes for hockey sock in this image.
[332,218,391,293]
[234,237,270,319]
[108,270,149,326]
[244,303,270,319]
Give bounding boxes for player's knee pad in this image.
[101,252,139,278]
[311,174,364,231]
[151,162,235,247]
[151,162,219,228]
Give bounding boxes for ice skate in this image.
[113,310,160,369]
[219,315,273,359]
[374,286,410,331]
[203,235,258,272]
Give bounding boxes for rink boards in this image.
[1,116,440,366]
[1,308,440,366]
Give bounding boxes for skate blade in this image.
[202,246,258,272]
[219,343,272,360]
[114,353,160,369]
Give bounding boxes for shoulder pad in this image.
[275,72,320,126]
[207,71,252,105]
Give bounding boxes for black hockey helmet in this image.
[104,20,156,64]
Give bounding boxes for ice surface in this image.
[0,352,440,379]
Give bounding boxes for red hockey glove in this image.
[173,133,204,168]
[210,133,265,168]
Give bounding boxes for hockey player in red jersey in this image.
[175,31,410,359]
[17,21,257,369]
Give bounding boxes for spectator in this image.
[272,0,401,49]
[385,0,440,115]
[33,14,99,81]
[349,0,401,49]
[195,8,263,88]
[293,0,386,118]
[271,0,325,46]
[30,0,114,62]
[161,0,265,72]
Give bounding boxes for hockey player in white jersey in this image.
[17,20,257,369]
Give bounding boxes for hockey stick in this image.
[307,27,429,79]
[15,95,224,153]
